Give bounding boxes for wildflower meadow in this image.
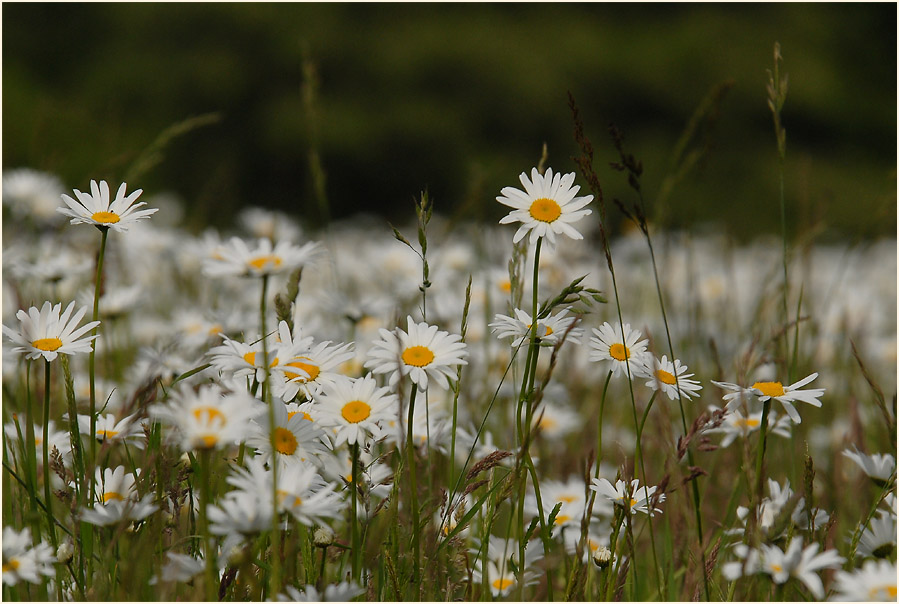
[2,40,896,602]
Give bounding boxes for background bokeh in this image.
[3,3,896,240]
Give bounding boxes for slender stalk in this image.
[350,441,361,581]
[754,400,773,507]
[89,227,109,480]
[259,274,282,596]
[198,449,218,602]
[406,385,421,586]
[41,360,57,547]
[23,362,40,542]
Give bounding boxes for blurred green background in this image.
[3,3,896,240]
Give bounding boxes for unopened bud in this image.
[592,546,612,569]
[226,545,246,566]
[313,526,334,548]
[57,541,75,564]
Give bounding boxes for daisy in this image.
[830,559,898,601]
[489,307,583,348]
[364,316,468,391]
[711,373,824,424]
[471,535,544,597]
[245,400,330,469]
[58,180,157,232]
[641,354,702,400]
[497,167,593,246]
[208,488,272,538]
[314,374,397,447]
[587,322,649,379]
[856,511,897,559]
[703,406,792,448]
[149,552,204,585]
[525,476,594,533]
[1,527,55,586]
[278,581,365,602]
[759,539,844,600]
[150,384,264,451]
[3,300,100,362]
[226,457,345,526]
[590,477,665,516]
[80,466,157,526]
[843,446,896,484]
[208,334,285,385]
[272,339,355,402]
[202,236,319,278]
[531,399,583,441]
[4,420,72,467]
[77,412,146,449]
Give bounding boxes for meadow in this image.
[1,42,896,602]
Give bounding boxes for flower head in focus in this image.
[641,354,702,400]
[365,316,467,391]
[497,167,593,246]
[314,374,397,447]
[587,322,649,379]
[3,301,100,362]
[58,180,157,232]
[711,373,824,423]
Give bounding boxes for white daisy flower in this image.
[759,539,844,600]
[208,488,272,537]
[58,180,157,232]
[272,338,355,401]
[314,374,397,447]
[245,400,330,469]
[525,477,590,531]
[80,466,157,526]
[489,307,583,348]
[856,510,896,559]
[531,399,583,441]
[830,559,898,601]
[703,406,792,448]
[4,420,72,466]
[590,477,665,516]
[587,322,649,379]
[150,384,264,451]
[641,354,702,400]
[364,316,468,391]
[202,236,319,278]
[471,535,544,597]
[149,552,204,585]
[497,167,593,246]
[1,527,55,586]
[77,412,146,449]
[278,581,365,602]
[711,373,825,424]
[3,300,100,362]
[843,446,896,484]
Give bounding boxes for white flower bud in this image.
[592,546,612,569]
[313,526,334,548]
[57,541,75,564]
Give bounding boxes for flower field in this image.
[2,48,896,602]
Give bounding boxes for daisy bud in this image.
[592,546,612,569]
[227,545,246,566]
[57,541,75,564]
[313,526,334,548]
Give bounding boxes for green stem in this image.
[42,360,57,547]
[636,391,658,442]
[754,400,773,508]
[23,362,40,542]
[89,227,109,483]
[198,449,218,602]
[259,274,282,596]
[351,442,361,581]
[406,385,420,587]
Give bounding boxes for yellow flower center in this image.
[284,358,320,382]
[287,411,313,422]
[103,491,126,503]
[492,578,514,592]
[872,585,898,599]
[199,435,219,448]
[527,323,553,336]
[91,211,120,224]
[3,559,20,572]
[558,495,577,504]
[735,418,761,429]
[529,198,562,223]
[770,564,783,573]
[402,345,434,367]
[752,381,785,397]
[277,490,303,508]
[609,343,630,361]
[554,514,571,525]
[248,254,283,271]
[192,406,225,425]
[32,337,63,352]
[655,369,677,385]
[341,400,371,424]
[208,325,223,336]
[273,427,298,455]
[97,430,119,439]
[499,279,512,293]
[242,352,279,367]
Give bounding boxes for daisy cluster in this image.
[1,166,895,601]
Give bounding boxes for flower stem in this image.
[259,274,282,596]
[754,399,773,506]
[198,449,217,602]
[89,227,109,482]
[406,385,420,586]
[351,441,361,581]
[42,360,57,548]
